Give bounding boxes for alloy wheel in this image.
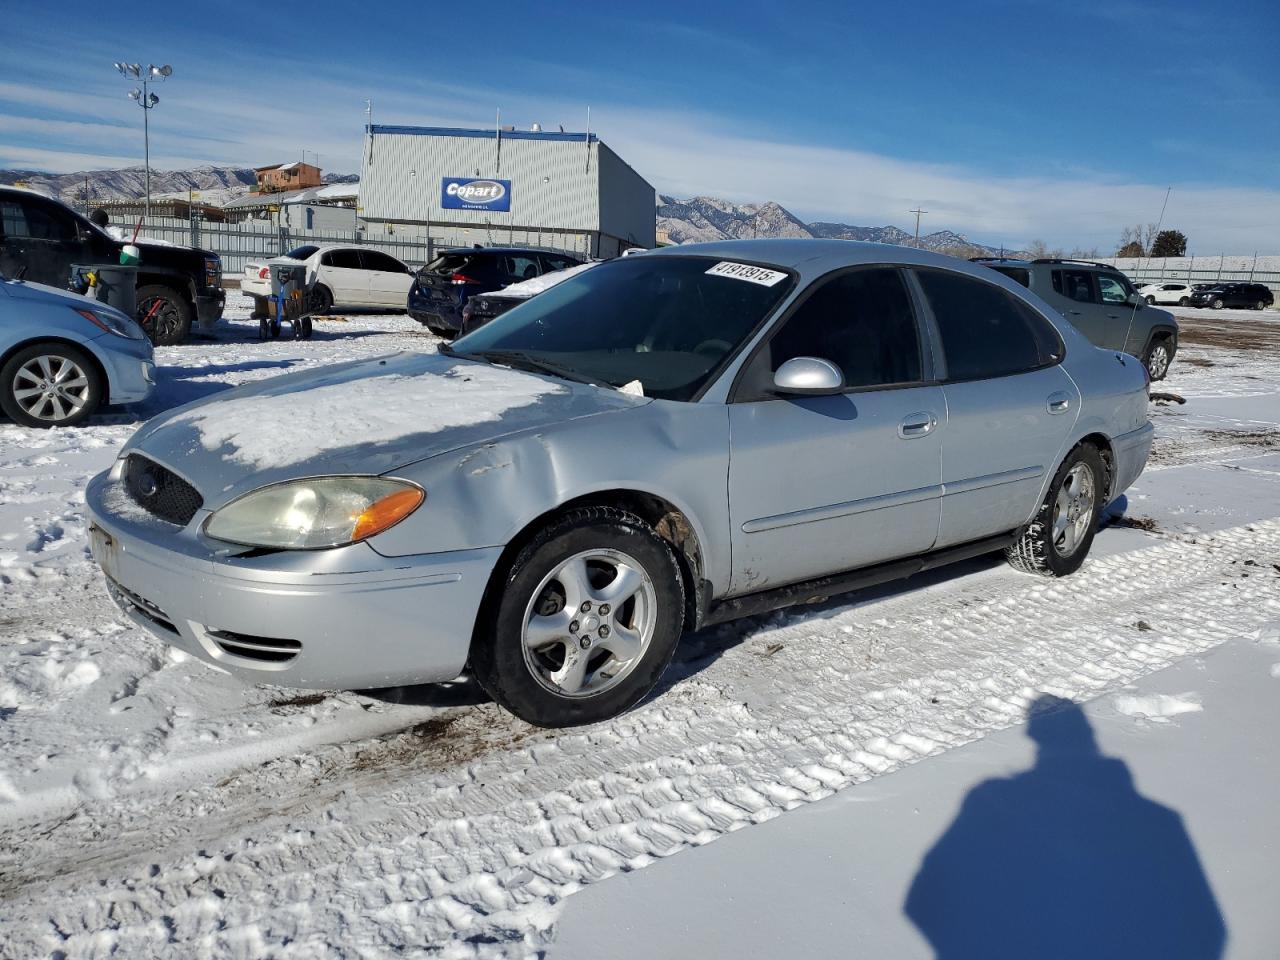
[521,548,657,698]
[10,354,91,424]
[138,294,183,343]
[1051,462,1096,558]
[1147,343,1170,380]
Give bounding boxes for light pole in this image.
[909,207,928,247]
[114,61,172,222]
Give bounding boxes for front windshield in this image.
[451,255,795,401]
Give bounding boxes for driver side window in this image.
[764,267,923,391]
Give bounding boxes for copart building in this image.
[357,125,655,258]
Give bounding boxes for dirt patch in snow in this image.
[1202,428,1280,449]
[1176,317,1280,351]
[1110,515,1161,533]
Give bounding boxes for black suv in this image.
[1188,282,1274,311]
[407,247,582,337]
[0,187,224,344]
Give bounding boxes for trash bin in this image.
[69,264,138,318]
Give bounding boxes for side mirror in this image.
[1128,293,1145,308]
[773,356,845,395]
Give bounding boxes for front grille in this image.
[123,454,203,526]
[208,630,302,664]
[105,577,178,635]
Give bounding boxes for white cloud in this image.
[3,68,1276,253]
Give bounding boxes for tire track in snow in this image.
[2,520,1280,958]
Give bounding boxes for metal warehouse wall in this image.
[360,128,597,229]
[596,141,656,248]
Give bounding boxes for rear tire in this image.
[135,285,193,345]
[0,343,103,428]
[1178,297,1189,306]
[1006,443,1105,578]
[308,284,332,315]
[471,506,685,727]
[1256,300,1267,311]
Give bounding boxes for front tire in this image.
[0,343,103,428]
[1143,338,1172,381]
[1256,300,1267,311]
[1178,297,1189,306]
[1006,443,1105,578]
[1145,295,1156,305]
[135,284,193,345]
[1211,298,1224,310]
[471,506,685,727]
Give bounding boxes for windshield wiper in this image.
[461,349,600,386]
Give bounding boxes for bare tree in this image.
[1116,223,1159,257]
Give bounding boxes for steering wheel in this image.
[693,338,733,357]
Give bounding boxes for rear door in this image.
[913,268,1079,549]
[2,195,92,287]
[360,250,413,306]
[1049,268,1106,344]
[727,266,944,593]
[319,248,368,304]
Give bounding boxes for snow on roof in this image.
[495,261,598,299]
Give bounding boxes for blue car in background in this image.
[407,246,583,338]
[0,275,154,427]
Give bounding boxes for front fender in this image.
[368,401,734,593]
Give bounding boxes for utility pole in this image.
[910,207,928,247]
[115,61,172,222]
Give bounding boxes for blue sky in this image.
[2,0,1277,250]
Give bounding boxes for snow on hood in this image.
[496,261,597,299]
[173,359,561,470]
[125,351,646,504]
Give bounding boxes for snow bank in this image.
[1113,692,1203,722]
[171,361,564,469]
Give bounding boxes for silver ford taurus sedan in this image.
[86,240,1153,727]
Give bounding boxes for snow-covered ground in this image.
[1,296,1279,957]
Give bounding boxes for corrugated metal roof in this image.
[223,183,357,209]
[369,124,598,143]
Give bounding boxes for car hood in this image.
[124,351,649,506]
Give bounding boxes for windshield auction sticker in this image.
[705,261,788,286]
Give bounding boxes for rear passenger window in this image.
[991,267,1030,288]
[917,270,1063,382]
[766,267,921,389]
[1051,269,1097,303]
[325,249,361,269]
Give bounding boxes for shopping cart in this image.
[261,261,314,340]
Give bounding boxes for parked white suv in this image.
[1137,282,1193,307]
[242,245,415,316]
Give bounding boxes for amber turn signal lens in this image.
[352,488,424,541]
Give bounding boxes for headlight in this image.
[75,307,143,340]
[204,477,424,549]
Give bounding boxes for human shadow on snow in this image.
[904,694,1226,960]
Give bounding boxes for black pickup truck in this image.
[0,186,224,344]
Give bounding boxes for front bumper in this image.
[196,288,226,330]
[85,468,502,690]
[90,334,155,406]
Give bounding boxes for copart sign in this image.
[441,178,512,212]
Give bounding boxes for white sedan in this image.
[242,245,415,316]
[1137,281,1194,307]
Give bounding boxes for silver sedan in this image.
[86,240,1153,727]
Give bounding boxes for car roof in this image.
[440,246,579,257]
[644,238,1032,283]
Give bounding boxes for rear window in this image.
[916,269,1063,382]
[989,266,1030,288]
[420,253,503,282]
[285,245,319,260]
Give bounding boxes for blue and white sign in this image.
[441,177,511,212]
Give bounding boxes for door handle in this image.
[1047,391,1071,414]
[1067,310,1083,316]
[899,412,937,438]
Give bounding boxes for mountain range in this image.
[0,165,358,204]
[1,164,1014,256]
[658,195,1020,257]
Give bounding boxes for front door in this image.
[911,268,1081,549]
[727,266,943,594]
[1095,273,1136,350]
[320,248,369,305]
